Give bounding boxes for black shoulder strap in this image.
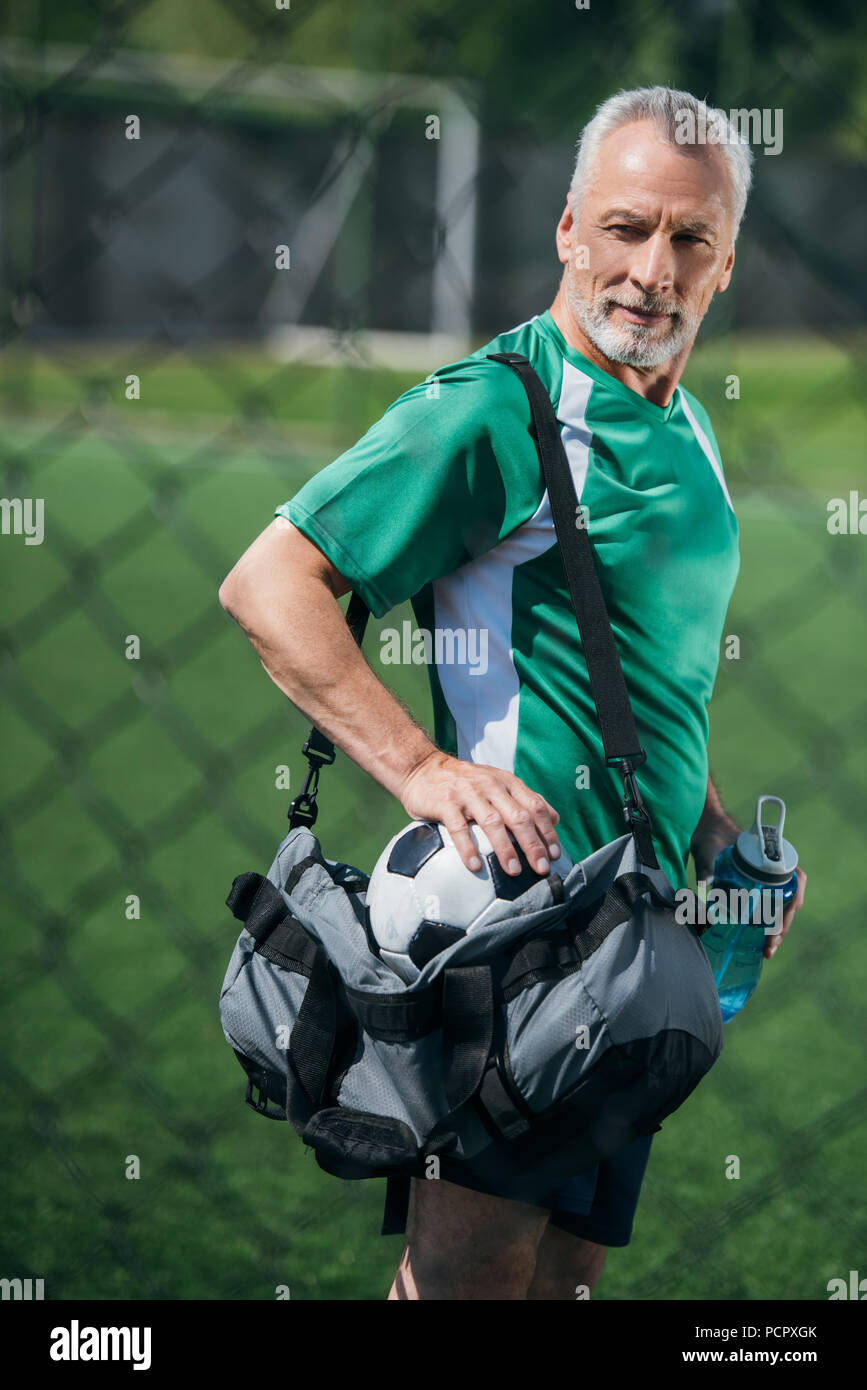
[288,590,370,829]
[486,351,658,869]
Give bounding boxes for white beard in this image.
[565,269,700,369]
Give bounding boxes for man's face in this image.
[559,120,736,369]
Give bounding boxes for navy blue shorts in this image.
[538,1132,654,1246]
[381,1134,653,1247]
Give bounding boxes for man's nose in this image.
[628,233,675,295]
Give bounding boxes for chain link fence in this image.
[1,2,865,1300]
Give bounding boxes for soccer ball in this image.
[366,819,552,984]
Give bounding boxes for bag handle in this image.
[485,351,658,869]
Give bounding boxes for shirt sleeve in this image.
[274,358,540,618]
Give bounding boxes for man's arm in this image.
[218,517,561,879]
[690,773,741,884]
[690,772,807,958]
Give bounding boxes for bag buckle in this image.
[606,751,653,829]
[244,1075,286,1122]
[288,763,322,827]
[288,736,337,826]
[301,733,336,767]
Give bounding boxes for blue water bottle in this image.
[701,795,799,1022]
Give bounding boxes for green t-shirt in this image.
[276,309,740,890]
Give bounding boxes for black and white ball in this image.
[366,820,553,984]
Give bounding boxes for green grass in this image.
[0,335,865,1300]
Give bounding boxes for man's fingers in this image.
[792,867,807,909]
[503,781,562,863]
[459,798,542,877]
[765,867,807,958]
[440,813,483,872]
[468,790,555,877]
[445,789,560,877]
[399,757,561,877]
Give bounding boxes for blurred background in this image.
[0,0,865,1300]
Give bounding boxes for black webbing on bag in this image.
[498,934,582,1003]
[569,872,666,961]
[226,870,342,1117]
[344,983,441,1043]
[381,1174,412,1236]
[496,873,668,1002]
[226,871,319,974]
[478,1062,533,1142]
[486,351,659,870]
[286,947,339,1110]
[283,855,324,895]
[440,964,496,1113]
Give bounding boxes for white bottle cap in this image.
[732,795,798,885]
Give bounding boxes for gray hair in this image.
[569,85,754,240]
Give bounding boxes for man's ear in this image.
[716,243,735,293]
[555,197,576,266]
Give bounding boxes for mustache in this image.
[604,293,682,320]
[603,293,683,318]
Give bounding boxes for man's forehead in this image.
[588,121,733,224]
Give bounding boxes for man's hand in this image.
[762,865,807,960]
[399,750,562,877]
[691,776,807,962]
[691,820,739,886]
[694,825,808,959]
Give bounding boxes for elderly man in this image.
[219,84,806,1300]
